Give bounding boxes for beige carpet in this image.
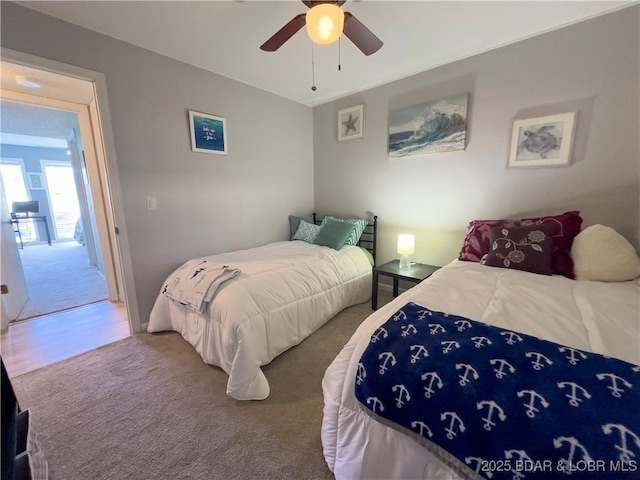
[16,242,108,321]
[10,292,393,480]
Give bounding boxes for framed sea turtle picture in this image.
[507,112,576,168]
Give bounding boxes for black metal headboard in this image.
[312,213,378,265]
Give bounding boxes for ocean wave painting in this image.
[388,93,468,158]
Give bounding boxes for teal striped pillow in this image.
[321,215,368,246]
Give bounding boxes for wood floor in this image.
[1,300,130,378]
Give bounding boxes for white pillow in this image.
[571,224,640,282]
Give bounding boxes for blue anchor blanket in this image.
[355,302,640,479]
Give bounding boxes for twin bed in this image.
[147,213,377,401]
[148,209,639,479]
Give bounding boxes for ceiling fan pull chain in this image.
[311,43,317,91]
[338,37,342,71]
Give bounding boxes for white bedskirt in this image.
[148,241,372,400]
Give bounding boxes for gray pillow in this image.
[313,218,354,250]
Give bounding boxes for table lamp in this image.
[397,234,415,269]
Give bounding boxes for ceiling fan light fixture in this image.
[306,3,344,45]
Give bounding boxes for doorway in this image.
[0,56,134,373]
[0,115,109,321]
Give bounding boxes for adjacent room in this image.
[0,102,108,321]
[0,77,130,381]
[1,1,638,479]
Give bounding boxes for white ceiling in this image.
[16,1,633,107]
[0,61,93,141]
[0,61,95,106]
[0,100,78,139]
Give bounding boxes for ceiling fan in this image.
[260,0,383,56]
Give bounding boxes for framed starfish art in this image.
[337,104,364,142]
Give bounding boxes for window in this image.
[42,161,80,239]
[0,160,29,205]
[0,159,37,243]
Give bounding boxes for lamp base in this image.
[399,255,411,269]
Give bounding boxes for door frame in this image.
[3,91,121,301]
[1,48,141,333]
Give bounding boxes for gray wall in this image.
[313,6,640,268]
[1,3,314,325]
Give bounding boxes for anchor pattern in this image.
[355,302,640,480]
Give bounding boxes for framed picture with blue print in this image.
[189,110,228,154]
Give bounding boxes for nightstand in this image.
[371,260,440,310]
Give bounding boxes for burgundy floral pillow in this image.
[459,211,583,278]
[484,224,554,275]
[518,211,582,279]
[459,219,515,263]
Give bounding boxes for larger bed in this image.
[322,217,640,479]
[148,213,377,401]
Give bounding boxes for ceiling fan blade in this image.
[343,12,383,56]
[260,14,306,52]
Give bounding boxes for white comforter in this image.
[322,260,640,479]
[148,241,372,400]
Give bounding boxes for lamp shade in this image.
[397,234,415,255]
[305,4,344,45]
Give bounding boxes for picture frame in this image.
[337,105,364,142]
[27,172,45,189]
[189,110,228,155]
[388,93,468,158]
[507,112,576,168]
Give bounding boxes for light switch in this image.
[147,196,157,210]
